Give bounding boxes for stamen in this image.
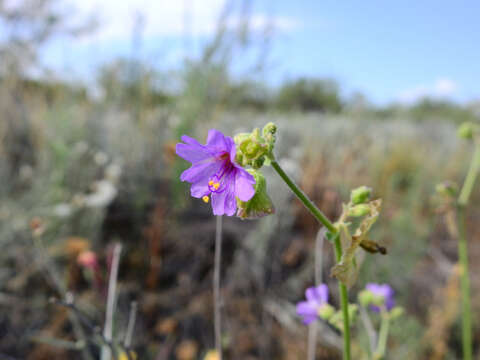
[202,195,210,203]
[213,182,220,190]
[208,180,214,186]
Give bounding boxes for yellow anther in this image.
[208,180,214,186]
[202,195,210,203]
[213,182,220,190]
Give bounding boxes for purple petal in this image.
[296,301,318,324]
[302,314,317,325]
[305,284,328,305]
[206,129,229,151]
[366,283,395,311]
[176,143,212,163]
[180,161,222,183]
[211,172,236,216]
[235,169,255,201]
[224,187,237,216]
[190,181,210,198]
[296,301,317,317]
[181,135,203,146]
[385,298,395,311]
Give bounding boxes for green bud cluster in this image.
[457,122,478,140]
[358,289,386,308]
[317,304,335,320]
[234,123,277,169]
[389,306,404,320]
[327,304,358,332]
[435,180,458,198]
[358,289,375,307]
[348,204,371,217]
[350,186,372,205]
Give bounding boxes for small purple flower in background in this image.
[366,283,395,312]
[296,284,329,324]
[176,129,256,216]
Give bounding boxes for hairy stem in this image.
[455,142,480,360]
[374,314,390,359]
[307,228,326,360]
[457,207,472,360]
[333,232,352,360]
[458,144,480,206]
[124,301,138,358]
[359,306,377,358]
[271,160,351,360]
[101,243,122,360]
[214,215,223,359]
[271,161,336,234]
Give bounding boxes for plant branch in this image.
[214,215,223,359]
[101,243,122,360]
[271,160,350,360]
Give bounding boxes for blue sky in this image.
[41,0,479,104]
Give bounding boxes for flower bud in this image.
[435,181,458,197]
[348,204,371,217]
[317,304,335,321]
[236,169,275,219]
[350,186,372,205]
[358,289,374,307]
[457,122,476,140]
[262,122,277,150]
[234,129,268,168]
[389,306,404,319]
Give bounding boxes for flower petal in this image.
[211,172,236,216]
[304,284,328,309]
[181,135,203,146]
[296,301,317,318]
[234,169,255,201]
[176,143,212,163]
[190,182,210,198]
[302,314,317,325]
[207,129,228,150]
[180,161,222,183]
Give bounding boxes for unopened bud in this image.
[317,304,335,320]
[350,186,372,205]
[348,204,371,217]
[458,122,476,140]
[435,181,458,197]
[389,306,404,319]
[358,290,374,307]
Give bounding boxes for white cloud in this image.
[434,78,457,96]
[398,78,459,104]
[69,0,298,42]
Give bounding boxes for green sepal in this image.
[236,169,275,219]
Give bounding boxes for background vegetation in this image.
[1,0,479,359]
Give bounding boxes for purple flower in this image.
[176,129,256,216]
[366,283,395,312]
[296,284,329,325]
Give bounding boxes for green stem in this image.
[333,232,352,360]
[271,160,351,360]
[374,314,390,359]
[457,207,472,360]
[455,142,480,360]
[270,161,336,233]
[458,144,480,206]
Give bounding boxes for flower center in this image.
[201,153,235,205]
